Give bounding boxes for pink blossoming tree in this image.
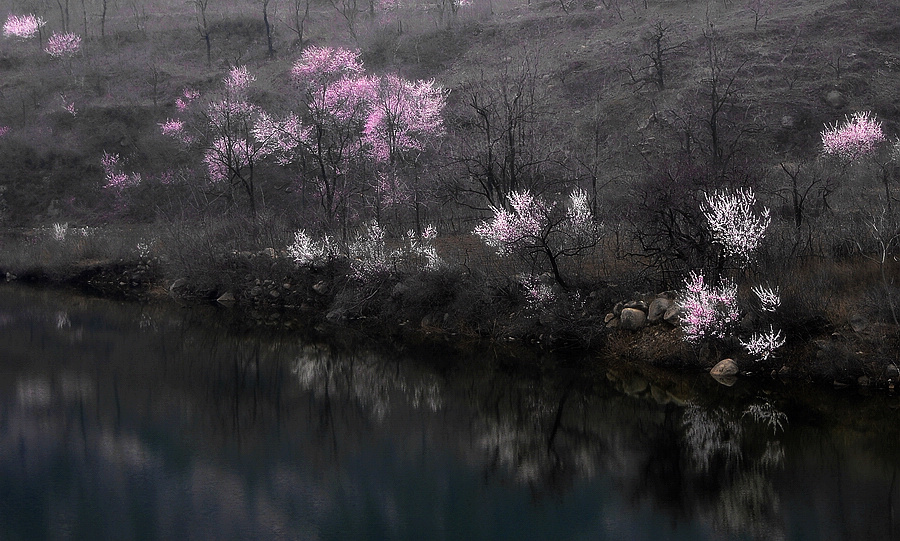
[364,74,447,233]
[2,14,46,42]
[291,47,374,230]
[160,67,304,216]
[821,111,885,162]
[44,32,81,57]
[678,271,740,345]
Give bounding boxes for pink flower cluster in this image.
[101,151,140,190]
[176,88,200,112]
[679,272,740,344]
[159,118,192,144]
[203,137,253,184]
[225,65,255,97]
[45,32,81,58]
[2,14,46,40]
[292,47,446,165]
[291,46,365,87]
[821,111,886,162]
[0,126,9,137]
[364,75,447,163]
[251,111,309,165]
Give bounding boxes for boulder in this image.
[710,358,739,377]
[849,313,868,333]
[648,298,673,323]
[624,299,648,311]
[663,304,682,325]
[216,291,235,303]
[619,308,647,330]
[886,364,900,380]
[825,90,846,108]
[312,281,328,295]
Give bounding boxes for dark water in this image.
[0,284,898,540]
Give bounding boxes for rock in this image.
[613,301,624,316]
[604,313,615,323]
[710,358,739,377]
[711,374,738,387]
[312,281,328,295]
[825,90,846,108]
[169,278,187,296]
[648,298,673,323]
[663,304,682,325]
[619,308,647,330]
[391,282,410,298]
[216,291,235,303]
[886,364,900,380]
[621,375,649,396]
[849,313,868,333]
[624,300,648,311]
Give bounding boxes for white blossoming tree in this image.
[474,189,600,289]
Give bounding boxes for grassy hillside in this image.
[1,0,898,224]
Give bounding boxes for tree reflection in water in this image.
[0,284,899,540]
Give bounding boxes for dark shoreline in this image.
[4,254,897,392]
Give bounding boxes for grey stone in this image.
[312,281,328,295]
[825,90,846,108]
[619,308,647,330]
[391,282,410,298]
[710,358,739,377]
[663,304,682,325]
[849,313,868,333]
[216,291,235,303]
[624,300,648,311]
[886,364,900,380]
[648,298,673,323]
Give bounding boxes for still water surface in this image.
[0,284,898,540]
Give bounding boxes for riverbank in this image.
[2,228,897,391]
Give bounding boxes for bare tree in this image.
[625,21,686,92]
[329,0,361,43]
[284,0,311,47]
[700,22,747,171]
[260,0,276,57]
[56,0,71,33]
[451,51,562,210]
[193,0,213,66]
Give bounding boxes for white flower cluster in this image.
[751,284,781,312]
[702,188,770,267]
[740,326,785,362]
